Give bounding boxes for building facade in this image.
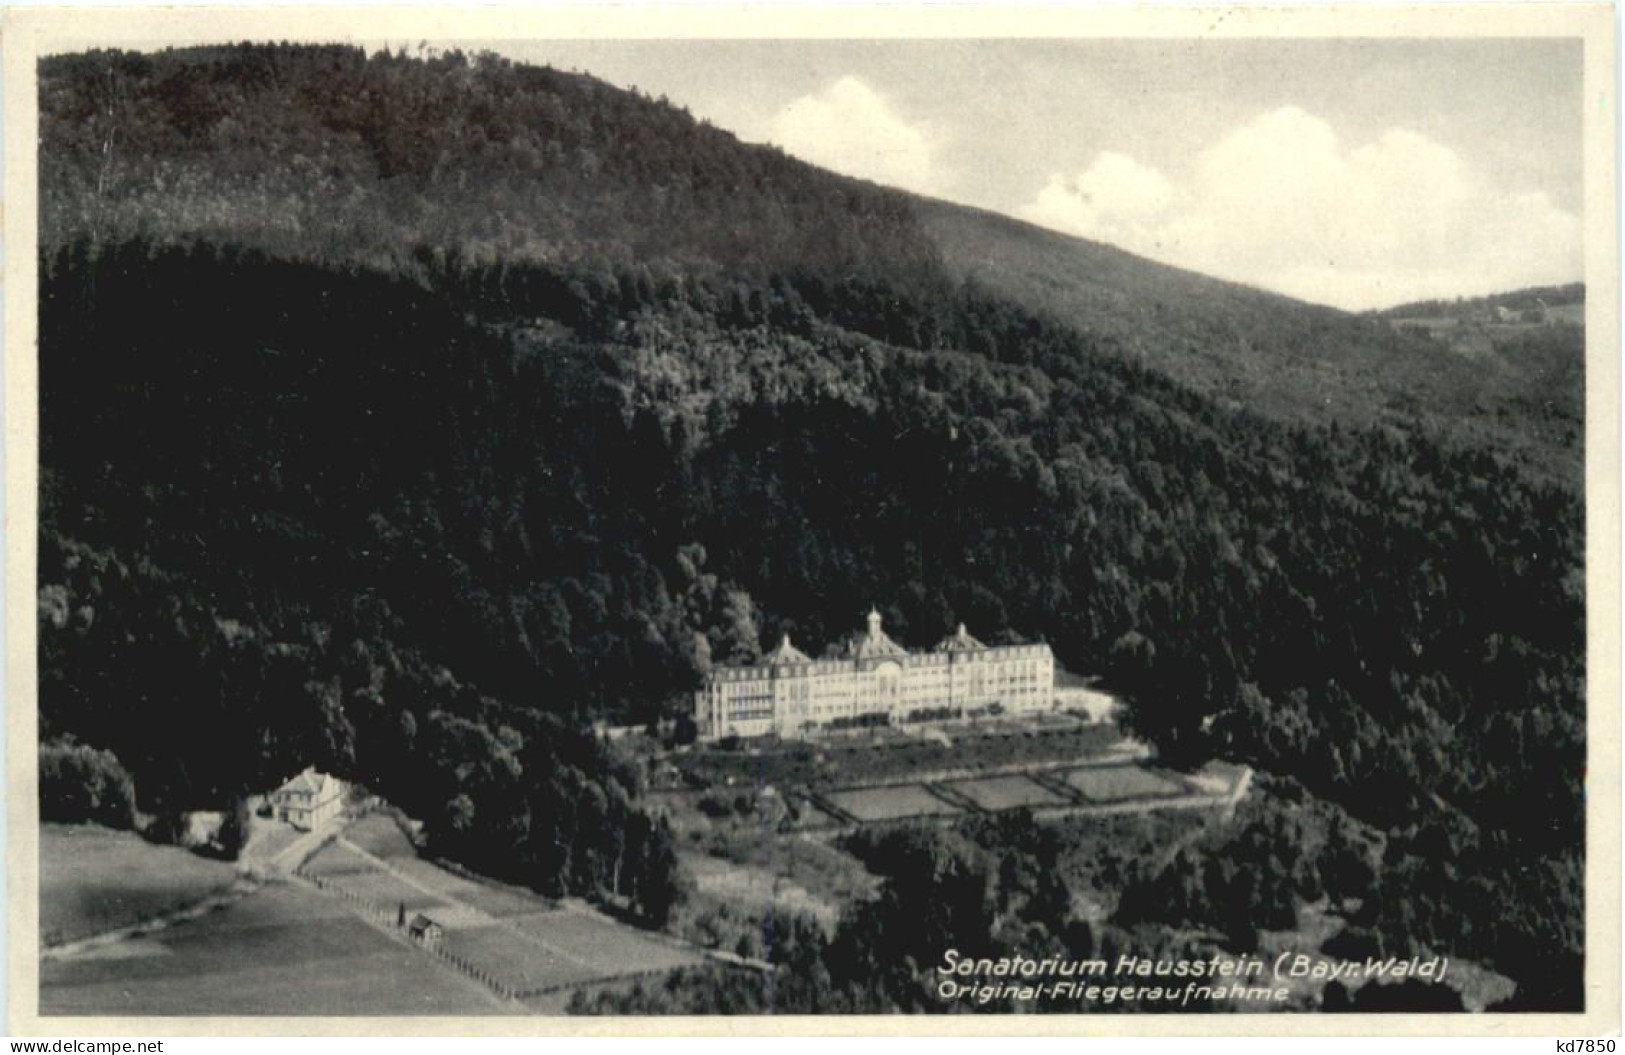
[695,609,1055,741]
[269,767,346,831]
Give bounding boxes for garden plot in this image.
[943,773,1070,811]
[451,881,560,919]
[323,868,448,913]
[515,910,705,977]
[440,922,601,994]
[1063,764,1187,803]
[824,783,962,822]
[385,855,500,903]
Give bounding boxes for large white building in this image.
[695,609,1055,740]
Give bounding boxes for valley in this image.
[33,43,1587,1017]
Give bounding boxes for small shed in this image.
[407,913,444,947]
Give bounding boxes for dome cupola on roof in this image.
[694,604,1056,740]
[764,633,812,666]
[849,607,906,660]
[935,622,986,653]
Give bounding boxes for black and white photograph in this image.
[7,4,1618,1035]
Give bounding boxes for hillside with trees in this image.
[917,202,1584,488]
[37,44,1586,1007]
[1376,282,1585,320]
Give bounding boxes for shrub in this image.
[39,740,137,829]
[214,796,252,859]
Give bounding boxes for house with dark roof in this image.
[407,914,444,946]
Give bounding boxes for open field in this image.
[824,783,961,822]
[41,882,505,1015]
[46,812,713,1014]
[299,818,708,1000]
[41,824,239,947]
[1063,764,1187,802]
[945,773,1069,811]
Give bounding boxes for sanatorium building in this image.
[696,608,1055,740]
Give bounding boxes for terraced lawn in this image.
[944,773,1070,811]
[825,783,961,822]
[1063,764,1187,802]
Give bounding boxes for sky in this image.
[481,39,1584,311]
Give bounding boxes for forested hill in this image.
[38,44,1584,1007]
[41,43,1580,488]
[40,45,941,292]
[1376,282,1586,320]
[916,200,1583,486]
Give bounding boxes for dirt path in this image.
[50,815,347,961]
[267,825,334,873]
[42,878,260,961]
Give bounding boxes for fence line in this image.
[296,842,757,1006]
[296,867,521,1002]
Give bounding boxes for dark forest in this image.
[36,44,1586,1010]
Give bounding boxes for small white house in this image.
[269,767,345,831]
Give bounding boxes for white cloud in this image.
[1023,152,1176,253]
[1018,106,1582,310]
[771,76,939,195]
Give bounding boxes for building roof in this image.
[934,623,987,653]
[763,633,812,666]
[846,607,907,661]
[274,766,339,798]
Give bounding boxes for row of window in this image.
[715,667,1046,694]
[708,651,1052,682]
